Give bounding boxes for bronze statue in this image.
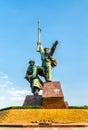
[37,42,58,82]
[25,19,58,95]
[24,60,43,95]
[37,19,58,82]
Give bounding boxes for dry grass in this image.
[0,109,88,124]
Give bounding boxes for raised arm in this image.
[37,42,44,54]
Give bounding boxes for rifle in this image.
[37,18,41,52]
[49,40,59,56]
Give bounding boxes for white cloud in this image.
[0,96,5,100]
[0,72,8,80]
[3,75,8,79]
[0,80,13,88]
[0,73,13,88]
[0,72,31,103]
[8,88,30,97]
[11,96,24,101]
[8,88,31,101]
[6,80,13,85]
[0,83,8,88]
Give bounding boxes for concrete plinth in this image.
[23,95,42,106]
[42,81,68,108]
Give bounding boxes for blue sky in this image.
[0,0,88,109]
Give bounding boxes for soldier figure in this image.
[37,19,58,82]
[37,43,58,82]
[24,19,58,95]
[24,60,43,95]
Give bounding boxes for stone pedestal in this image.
[23,95,42,106]
[42,81,68,108]
[23,81,68,108]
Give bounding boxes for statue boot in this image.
[33,87,40,95]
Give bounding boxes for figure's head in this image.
[29,60,35,66]
[44,48,49,54]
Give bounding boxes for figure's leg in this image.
[37,66,45,77]
[45,65,52,82]
[32,78,43,95]
[33,86,40,95]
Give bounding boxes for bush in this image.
[0,105,88,111]
[69,105,88,109]
[0,106,43,111]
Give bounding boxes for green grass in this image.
[0,105,88,112]
[0,106,43,111]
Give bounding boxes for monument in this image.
[23,20,68,108]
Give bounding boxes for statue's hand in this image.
[24,76,28,80]
[37,42,41,52]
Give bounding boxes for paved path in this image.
[0,127,88,130]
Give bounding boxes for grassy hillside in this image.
[0,109,88,124]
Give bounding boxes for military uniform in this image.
[25,64,43,94]
[37,43,57,82]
